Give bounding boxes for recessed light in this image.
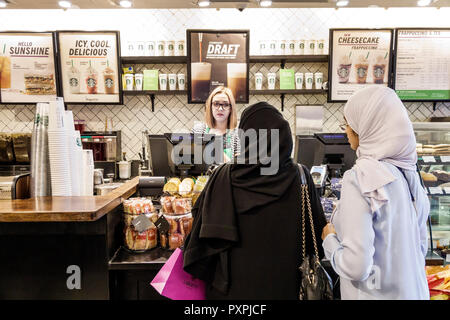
[198,0,210,7]
[336,0,349,7]
[259,0,272,7]
[119,0,132,8]
[58,1,72,8]
[0,0,7,8]
[417,0,432,6]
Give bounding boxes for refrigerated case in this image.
[414,122,450,263]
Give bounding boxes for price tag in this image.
[441,156,450,163]
[422,156,436,163]
[154,215,170,233]
[132,215,153,233]
[428,187,443,195]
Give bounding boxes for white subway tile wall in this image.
[0,8,449,159]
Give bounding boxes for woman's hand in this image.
[321,223,336,240]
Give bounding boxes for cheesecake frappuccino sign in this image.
[187,29,249,103]
[0,32,57,104]
[328,29,393,102]
[57,31,122,104]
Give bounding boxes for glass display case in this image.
[414,122,450,264]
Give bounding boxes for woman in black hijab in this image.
[183,102,327,300]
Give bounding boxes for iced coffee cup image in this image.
[85,61,98,94]
[355,54,369,84]
[337,55,352,84]
[67,60,80,94]
[103,62,116,94]
[373,54,387,84]
[191,62,211,101]
[227,63,247,101]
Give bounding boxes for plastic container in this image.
[124,223,157,252]
[160,196,192,215]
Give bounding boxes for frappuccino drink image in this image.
[355,54,369,84]
[373,54,387,84]
[337,54,351,83]
[103,61,115,94]
[85,61,98,94]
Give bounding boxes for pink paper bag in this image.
[150,248,205,300]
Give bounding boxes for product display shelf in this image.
[121,56,188,64]
[109,246,171,271]
[414,122,450,264]
[123,90,187,95]
[250,89,327,95]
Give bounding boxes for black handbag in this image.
[297,164,334,300]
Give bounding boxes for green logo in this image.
[105,78,114,88]
[300,43,304,49]
[69,78,79,87]
[87,78,96,88]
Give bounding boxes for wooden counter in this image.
[0,177,139,222]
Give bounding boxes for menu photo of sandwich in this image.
[23,72,56,95]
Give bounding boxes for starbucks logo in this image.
[178,44,184,50]
[256,79,262,83]
[269,78,275,84]
[169,45,174,50]
[76,137,82,147]
[374,67,384,78]
[170,79,175,84]
[338,67,349,77]
[357,68,367,77]
[281,44,285,49]
[180,79,185,84]
[300,43,304,49]
[87,78,96,88]
[35,114,40,125]
[69,78,79,87]
[307,78,313,83]
[270,44,276,49]
[319,43,324,49]
[43,116,49,126]
[158,45,163,50]
[105,78,114,88]
[310,43,315,49]
[290,43,295,49]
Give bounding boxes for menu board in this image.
[394,29,450,101]
[187,29,249,104]
[57,31,122,104]
[0,32,57,104]
[328,29,393,102]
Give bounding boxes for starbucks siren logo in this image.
[69,78,79,87]
[87,77,96,88]
[105,78,114,88]
[300,43,305,49]
[76,137,82,147]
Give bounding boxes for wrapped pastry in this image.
[161,196,176,214]
[172,197,192,215]
[420,171,438,182]
[180,214,193,236]
[169,233,185,250]
[160,232,168,249]
[164,215,180,234]
[179,178,195,196]
[163,177,181,194]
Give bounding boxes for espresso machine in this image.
[80,131,122,178]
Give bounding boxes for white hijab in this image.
[344,86,417,213]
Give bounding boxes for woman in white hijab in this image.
[321,86,430,300]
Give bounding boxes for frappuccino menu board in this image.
[57,31,122,104]
[187,30,249,103]
[329,29,393,102]
[395,29,450,101]
[0,32,57,103]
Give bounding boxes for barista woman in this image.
[192,86,241,162]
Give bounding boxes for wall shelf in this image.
[250,89,327,95]
[121,55,329,65]
[123,90,187,95]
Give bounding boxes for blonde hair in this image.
[205,86,237,130]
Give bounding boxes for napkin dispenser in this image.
[0,173,30,200]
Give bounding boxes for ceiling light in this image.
[58,1,72,8]
[119,0,132,8]
[259,0,272,7]
[198,0,210,7]
[336,0,349,7]
[417,0,432,6]
[0,0,7,8]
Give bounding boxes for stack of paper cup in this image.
[30,103,51,197]
[64,111,81,196]
[82,149,94,196]
[48,98,72,196]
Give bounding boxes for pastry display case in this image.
[414,122,450,263]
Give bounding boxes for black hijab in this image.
[183,102,299,294]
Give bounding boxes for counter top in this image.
[0,177,139,222]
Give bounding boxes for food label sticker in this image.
[155,215,170,233]
[441,156,450,163]
[132,215,152,233]
[428,187,443,195]
[422,156,436,163]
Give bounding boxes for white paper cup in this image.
[119,161,131,180]
[255,73,263,90]
[136,41,145,56]
[267,73,276,90]
[259,41,267,55]
[124,74,134,91]
[269,40,277,55]
[295,73,304,89]
[159,74,167,90]
[166,41,175,56]
[157,40,165,56]
[168,74,177,90]
[296,39,305,55]
[177,73,185,90]
[135,73,144,91]
[287,40,296,55]
[127,41,135,56]
[316,39,326,55]
[305,40,316,55]
[175,40,185,56]
[145,41,155,56]
[305,73,314,89]
[314,72,323,90]
[277,40,287,55]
